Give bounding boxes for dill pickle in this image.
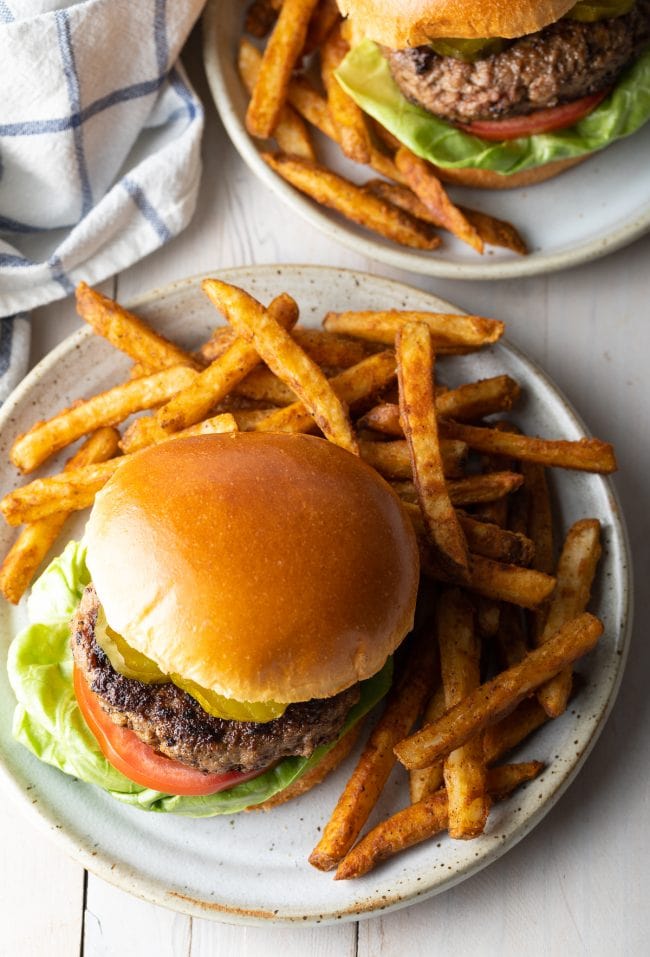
[566,0,635,21]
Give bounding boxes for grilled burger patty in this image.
[71,585,360,775]
[388,1,650,123]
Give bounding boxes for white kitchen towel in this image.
[0,0,205,402]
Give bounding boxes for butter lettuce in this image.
[336,40,650,174]
[7,541,392,816]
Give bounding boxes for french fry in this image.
[334,762,544,879]
[262,153,441,250]
[536,519,602,718]
[202,279,358,453]
[476,598,501,639]
[397,323,469,581]
[235,366,298,406]
[199,325,375,369]
[437,588,489,838]
[463,555,555,609]
[394,613,603,770]
[495,602,529,669]
[303,0,341,54]
[0,428,120,604]
[246,0,320,138]
[393,471,524,508]
[441,421,617,474]
[472,421,518,528]
[238,39,315,159]
[365,180,528,255]
[409,685,446,803]
[358,376,522,436]
[359,439,467,482]
[483,697,549,764]
[244,0,279,37]
[10,365,198,472]
[395,148,484,253]
[156,293,299,433]
[320,23,372,163]
[286,75,337,139]
[455,512,534,566]
[75,283,198,371]
[309,631,439,871]
[523,461,555,575]
[0,415,238,526]
[323,309,504,351]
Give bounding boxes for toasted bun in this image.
[86,433,419,704]
[251,722,362,810]
[432,153,588,189]
[338,0,577,45]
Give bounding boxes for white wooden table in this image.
[2,42,650,957]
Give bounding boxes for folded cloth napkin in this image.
[0,0,205,403]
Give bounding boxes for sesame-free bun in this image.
[433,154,588,189]
[338,0,577,46]
[85,433,419,704]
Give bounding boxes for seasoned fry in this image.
[238,39,315,159]
[393,471,524,508]
[464,555,555,608]
[397,323,469,580]
[0,415,238,525]
[262,153,441,250]
[409,684,446,803]
[483,697,549,765]
[537,519,602,717]
[202,279,358,453]
[246,0,320,138]
[11,365,197,472]
[253,351,396,437]
[476,598,501,638]
[286,75,337,139]
[235,366,298,406]
[304,0,340,54]
[395,148,484,253]
[360,439,466,482]
[157,293,298,433]
[437,588,489,838]
[394,613,602,770]
[334,762,544,879]
[365,180,528,255]
[75,283,197,371]
[323,309,504,351]
[309,631,438,871]
[320,23,371,163]
[441,421,617,474]
[244,0,279,38]
[455,512,534,566]
[523,461,555,575]
[0,428,120,604]
[199,325,374,369]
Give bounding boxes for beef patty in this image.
[388,2,650,123]
[71,585,360,775]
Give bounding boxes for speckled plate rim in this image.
[0,265,633,925]
[201,0,650,281]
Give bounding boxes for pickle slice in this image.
[428,38,508,62]
[566,0,635,22]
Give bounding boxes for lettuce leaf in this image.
[7,541,393,816]
[336,40,650,174]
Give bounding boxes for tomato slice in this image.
[457,90,609,141]
[73,666,268,796]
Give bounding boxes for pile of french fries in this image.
[0,278,616,879]
[237,0,528,257]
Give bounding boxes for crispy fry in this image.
[0,415,238,525]
[365,180,528,255]
[360,439,466,482]
[156,293,298,433]
[437,588,489,838]
[10,365,198,473]
[395,148,484,252]
[75,283,197,371]
[246,0,320,138]
[323,309,504,351]
[286,75,337,138]
[238,39,315,159]
[253,351,396,436]
[262,153,441,250]
[394,613,602,770]
[320,23,372,163]
[199,325,374,369]
[455,512,534,566]
[334,762,544,879]
[537,519,602,717]
[309,631,439,871]
[0,428,120,604]
[393,471,524,508]
[202,279,358,453]
[244,0,279,37]
[397,323,469,580]
[464,555,555,608]
[523,461,555,575]
[473,421,518,528]
[409,685,446,803]
[441,421,617,474]
[476,598,501,638]
[304,0,340,53]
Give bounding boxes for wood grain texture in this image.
[3,27,650,957]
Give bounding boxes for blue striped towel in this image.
[0,0,205,404]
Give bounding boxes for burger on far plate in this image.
[335,0,650,187]
[8,433,419,814]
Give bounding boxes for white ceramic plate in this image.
[202,0,650,280]
[0,266,632,924]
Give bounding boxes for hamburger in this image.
[335,0,650,187]
[9,432,419,814]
